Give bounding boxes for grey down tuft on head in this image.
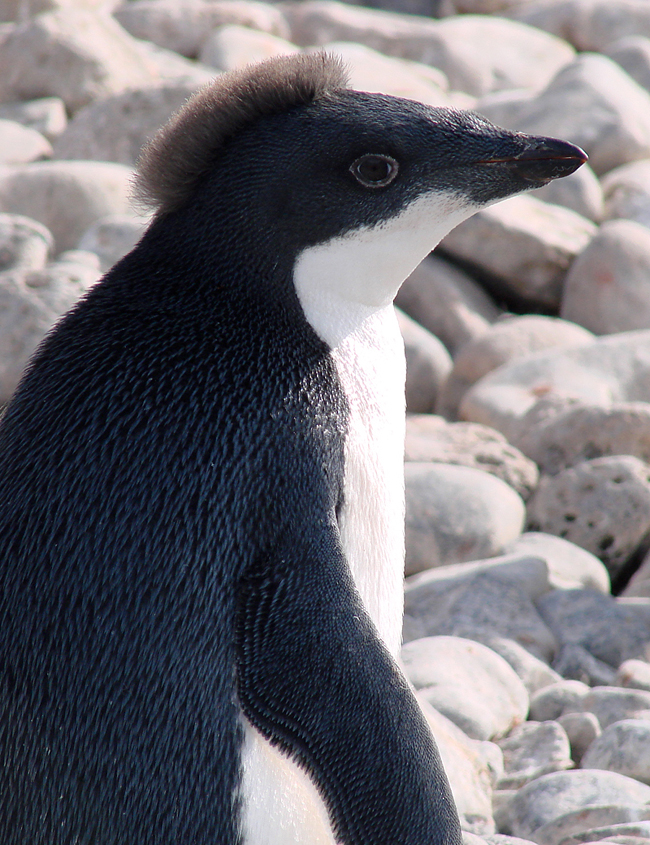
[134,52,350,218]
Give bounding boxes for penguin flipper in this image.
[235,523,461,845]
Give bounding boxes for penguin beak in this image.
[477,137,588,184]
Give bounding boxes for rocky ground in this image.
[3,0,650,841]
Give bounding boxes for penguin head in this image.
[135,53,586,319]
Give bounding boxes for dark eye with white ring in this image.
[350,154,399,188]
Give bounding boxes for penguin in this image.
[0,53,585,845]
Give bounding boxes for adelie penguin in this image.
[0,52,585,845]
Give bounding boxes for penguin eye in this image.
[350,154,399,188]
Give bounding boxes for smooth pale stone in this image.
[114,0,289,58]
[404,462,526,575]
[558,711,602,765]
[581,687,650,730]
[527,456,650,582]
[601,159,650,228]
[403,555,557,662]
[581,719,650,784]
[536,590,650,670]
[52,82,208,167]
[616,660,650,692]
[506,0,650,53]
[402,636,529,741]
[0,160,134,254]
[505,770,650,841]
[437,315,594,420]
[404,415,538,499]
[458,329,650,444]
[78,214,148,272]
[200,25,299,71]
[497,721,573,789]
[606,36,650,95]
[532,805,650,845]
[133,40,217,87]
[531,165,604,223]
[0,212,52,273]
[0,119,52,165]
[553,644,617,687]
[0,97,66,142]
[0,9,159,113]
[478,636,561,696]
[439,195,597,311]
[529,681,591,723]
[507,533,610,594]
[396,312,452,414]
[396,255,501,356]
[561,220,650,334]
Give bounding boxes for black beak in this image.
[478,137,588,184]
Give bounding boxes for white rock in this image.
[437,315,594,420]
[558,711,602,765]
[0,160,135,254]
[78,214,148,272]
[504,769,650,841]
[606,35,650,95]
[622,547,650,598]
[0,10,158,113]
[531,165,604,223]
[199,24,298,71]
[52,82,206,166]
[616,660,650,692]
[581,719,650,784]
[404,462,526,575]
[536,589,650,670]
[530,681,592,722]
[497,721,573,789]
[561,220,650,334]
[439,195,597,310]
[0,119,52,165]
[405,415,538,499]
[0,0,111,18]
[401,636,529,741]
[395,255,501,355]
[507,533,611,593]
[396,312,452,414]
[133,39,216,87]
[482,636,562,696]
[527,456,650,581]
[581,687,650,729]
[531,803,650,845]
[0,213,53,273]
[601,158,650,228]
[459,329,650,443]
[439,0,528,12]
[0,97,67,142]
[553,643,617,687]
[114,0,289,58]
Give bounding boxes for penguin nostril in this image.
[350,154,399,188]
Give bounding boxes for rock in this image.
[527,457,650,582]
[0,97,67,142]
[581,719,650,784]
[622,547,650,598]
[558,711,602,764]
[581,687,650,729]
[401,636,529,741]
[404,462,526,575]
[482,52,650,176]
[479,637,561,696]
[504,769,650,841]
[459,329,650,444]
[616,659,650,692]
[561,220,650,334]
[418,696,497,835]
[404,415,538,499]
[0,160,135,254]
[199,24,298,71]
[0,119,52,165]
[564,822,650,844]
[133,40,216,88]
[114,0,289,58]
[51,82,206,166]
[553,644,618,687]
[514,402,650,479]
[531,165,604,223]
[439,195,597,311]
[601,159,650,229]
[606,36,650,96]
[497,721,573,789]
[536,589,650,670]
[395,255,501,356]
[530,680,592,722]
[532,804,650,845]
[77,214,148,272]
[507,0,650,53]
[0,9,158,113]
[0,212,53,273]
[437,316,594,420]
[397,312,452,414]
[403,555,557,661]
[507,533,611,593]
[439,0,528,12]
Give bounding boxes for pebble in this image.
[199,24,298,71]
[0,119,52,165]
[404,462,526,575]
[531,804,650,845]
[497,720,573,789]
[601,158,650,228]
[558,711,602,764]
[397,312,453,414]
[0,97,67,142]
[404,415,538,499]
[529,680,591,722]
[439,194,596,311]
[552,644,618,688]
[77,214,148,272]
[507,532,611,593]
[395,255,501,355]
[581,687,650,729]
[581,719,650,784]
[615,659,650,692]
[622,548,650,598]
[606,35,650,96]
[401,635,529,741]
[561,220,650,334]
[531,164,605,223]
[0,212,53,273]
